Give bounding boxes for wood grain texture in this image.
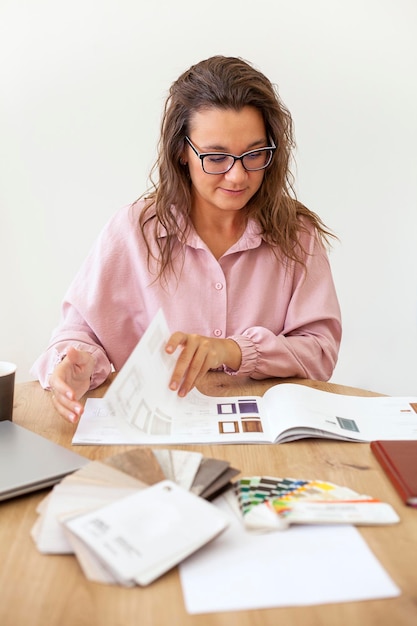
[2,374,416,626]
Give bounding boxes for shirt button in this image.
[213,329,222,337]
[215,282,223,290]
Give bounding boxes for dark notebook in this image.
[371,440,417,507]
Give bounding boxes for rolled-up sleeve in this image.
[226,229,342,381]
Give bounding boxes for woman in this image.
[32,55,342,423]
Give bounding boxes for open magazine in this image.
[72,310,417,446]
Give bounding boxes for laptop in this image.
[0,420,89,501]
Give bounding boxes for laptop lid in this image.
[0,421,89,501]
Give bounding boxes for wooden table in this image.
[1,374,416,626]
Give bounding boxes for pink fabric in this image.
[31,201,342,389]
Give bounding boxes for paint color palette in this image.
[231,476,399,530]
[234,476,363,515]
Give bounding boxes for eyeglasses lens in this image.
[202,149,273,174]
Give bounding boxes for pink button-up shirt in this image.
[31,201,342,389]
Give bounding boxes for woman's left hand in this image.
[165,333,242,396]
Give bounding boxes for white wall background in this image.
[1,0,416,395]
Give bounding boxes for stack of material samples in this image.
[227,476,400,532]
[31,448,238,586]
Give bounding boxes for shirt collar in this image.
[156,208,264,252]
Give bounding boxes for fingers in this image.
[165,332,187,355]
[166,333,220,397]
[50,385,84,424]
[49,348,94,423]
[166,332,189,392]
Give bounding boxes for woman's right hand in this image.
[48,346,95,423]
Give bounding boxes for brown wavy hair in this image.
[139,55,334,278]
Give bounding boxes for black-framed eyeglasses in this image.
[185,136,276,175]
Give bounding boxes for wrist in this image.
[222,339,242,372]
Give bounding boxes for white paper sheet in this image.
[179,496,400,614]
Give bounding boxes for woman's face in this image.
[184,106,268,219]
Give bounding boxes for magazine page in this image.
[73,309,417,446]
[73,309,273,444]
[73,392,273,445]
[262,384,417,443]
